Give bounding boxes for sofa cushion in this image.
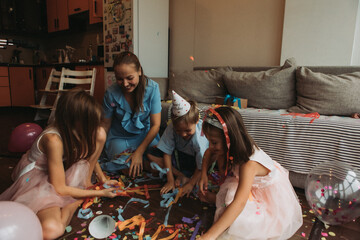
[167,67,231,104]
[288,67,360,116]
[223,58,297,109]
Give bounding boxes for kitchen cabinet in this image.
[68,0,89,15]
[0,67,11,107]
[9,67,35,106]
[46,0,69,32]
[75,65,105,103]
[89,0,103,24]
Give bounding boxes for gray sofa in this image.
[157,58,360,189]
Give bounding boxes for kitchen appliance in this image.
[103,0,169,89]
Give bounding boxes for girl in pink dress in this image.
[0,89,119,240]
[198,106,303,240]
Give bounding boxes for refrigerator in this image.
[103,0,169,89]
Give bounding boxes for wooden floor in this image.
[0,107,359,240]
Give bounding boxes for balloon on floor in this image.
[0,201,43,239]
[305,160,360,225]
[8,123,43,153]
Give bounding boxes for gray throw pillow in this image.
[223,58,297,109]
[288,67,360,116]
[168,67,231,104]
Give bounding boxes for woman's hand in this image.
[198,173,208,196]
[127,150,143,178]
[160,180,175,195]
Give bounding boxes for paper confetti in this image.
[65,225,72,233]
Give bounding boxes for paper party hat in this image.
[171,90,191,117]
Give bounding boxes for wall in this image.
[169,0,360,72]
[2,0,359,70]
[0,35,43,65]
[0,24,102,65]
[281,0,360,66]
[169,0,286,72]
[42,24,103,63]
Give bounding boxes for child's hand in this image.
[198,173,208,196]
[104,179,120,187]
[181,182,194,197]
[160,180,175,194]
[101,188,118,198]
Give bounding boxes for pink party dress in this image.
[215,147,303,240]
[0,127,90,213]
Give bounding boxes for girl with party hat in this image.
[147,90,209,197]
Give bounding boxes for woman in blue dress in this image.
[101,51,161,177]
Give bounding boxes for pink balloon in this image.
[8,123,43,153]
[0,201,43,239]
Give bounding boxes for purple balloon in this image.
[0,201,43,239]
[8,123,43,153]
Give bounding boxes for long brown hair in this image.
[202,106,257,167]
[54,88,103,169]
[113,51,147,112]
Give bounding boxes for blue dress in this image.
[101,78,162,172]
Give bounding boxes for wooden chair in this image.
[47,67,97,123]
[30,68,62,121]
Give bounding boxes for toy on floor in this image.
[8,122,43,152]
[0,201,43,240]
[89,215,116,239]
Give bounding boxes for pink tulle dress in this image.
[215,148,303,240]
[0,128,90,213]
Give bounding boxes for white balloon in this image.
[0,201,42,240]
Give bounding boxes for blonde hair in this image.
[171,100,199,127]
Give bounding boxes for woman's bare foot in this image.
[198,191,216,204]
[175,174,189,187]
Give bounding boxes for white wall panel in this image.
[281,0,359,66]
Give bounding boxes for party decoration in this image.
[171,90,190,117]
[8,123,43,152]
[89,215,116,239]
[305,160,360,225]
[0,201,43,240]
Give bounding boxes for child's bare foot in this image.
[175,175,189,187]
